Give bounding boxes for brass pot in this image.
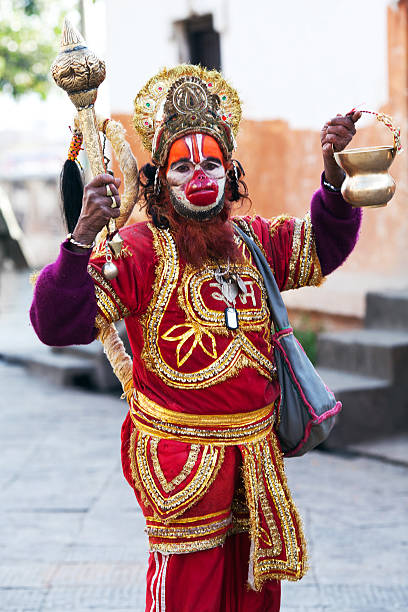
[334,145,396,208]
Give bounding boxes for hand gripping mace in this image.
[51,18,134,395]
[51,18,122,279]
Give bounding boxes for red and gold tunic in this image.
[88,214,322,590]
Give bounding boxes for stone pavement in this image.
[0,270,407,611]
[0,359,407,612]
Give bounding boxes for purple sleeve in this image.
[311,174,362,276]
[30,242,98,346]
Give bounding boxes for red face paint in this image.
[185,169,219,206]
[167,134,225,207]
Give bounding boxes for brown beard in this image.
[164,198,241,268]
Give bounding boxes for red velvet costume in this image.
[87,213,322,593]
[30,65,363,611]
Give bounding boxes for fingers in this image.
[88,174,121,195]
[327,115,356,133]
[90,173,117,188]
[321,112,360,154]
[322,143,333,155]
[350,110,362,123]
[324,125,351,138]
[85,174,121,209]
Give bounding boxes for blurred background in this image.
[1,0,407,321]
[0,2,407,611]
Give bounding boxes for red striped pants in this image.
[145,532,281,612]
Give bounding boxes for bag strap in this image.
[234,223,290,332]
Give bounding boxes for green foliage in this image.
[293,327,317,365]
[0,0,71,99]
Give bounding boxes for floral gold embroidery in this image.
[162,322,217,367]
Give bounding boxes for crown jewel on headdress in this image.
[133,65,242,165]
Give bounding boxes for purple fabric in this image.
[30,241,97,346]
[311,174,362,276]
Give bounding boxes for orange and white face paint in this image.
[166,133,226,220]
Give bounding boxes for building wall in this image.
[106,0,407,321]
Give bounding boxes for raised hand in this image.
[321,111,362,188]
[69,174,121,250]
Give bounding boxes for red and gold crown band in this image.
[133,65,242,166]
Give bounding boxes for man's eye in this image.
[202,161,219,171]
[175,164,191,172]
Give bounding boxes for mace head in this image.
[51,18,106,108]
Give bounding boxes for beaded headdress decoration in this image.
[133,65,242,166]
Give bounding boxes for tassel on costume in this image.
[60,129,84,233]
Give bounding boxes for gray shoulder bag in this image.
[234,224,342,457]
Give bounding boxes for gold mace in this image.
[51,18,122,277]
[50,18,134,396]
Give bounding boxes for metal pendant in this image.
[221,279,239,303]
[235,274,247,296]
[108,231,124,257]
[224,307,239,330]
[102,261,118,280]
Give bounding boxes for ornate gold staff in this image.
[51,17,122,278]
[50,18,134,395]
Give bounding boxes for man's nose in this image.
[193,164,207,179]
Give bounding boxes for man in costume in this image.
[30,65,362,611]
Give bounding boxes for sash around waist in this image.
[128,389,276,445]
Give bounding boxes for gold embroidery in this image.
[131,432,225,520]
[146,515,232,539]
[129,390,276,445]
[140,224,276,389]
[145,508,230,524]
[94,313,109,336]
[149,437,200,493]
[241,434,307,590]
[310,240,323,286]
[149,534,227,554]
[90,238,133,260]
[234,217,269,261]
[162,322,217,366]
[286,218,303,290]
[258,472,282,554]
[94,284,121,322]
[87,264,130,321]
[132,389,274,427]
[285,214,323,290]
[268,215,292,240]
[178,263,270,334]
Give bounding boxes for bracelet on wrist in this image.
[323,176,342,193]
[66,233,95,250]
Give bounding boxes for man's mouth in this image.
[185,183,218,206]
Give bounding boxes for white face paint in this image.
[166,134,227,220]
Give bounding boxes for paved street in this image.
[0,271,407,611]
[1,358,407,612]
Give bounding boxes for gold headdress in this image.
[133,65,242,166]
